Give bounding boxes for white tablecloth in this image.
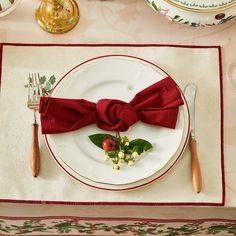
[0,0,236,235]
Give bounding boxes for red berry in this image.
[102,138,117,151]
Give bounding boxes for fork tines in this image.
[27,73,42,109]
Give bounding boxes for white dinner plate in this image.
[45,55,190,187]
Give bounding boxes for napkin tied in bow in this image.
[39,76,184,134]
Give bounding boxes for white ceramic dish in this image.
[45,55,190,189]
[0,0,21,17]
[146,0,236,26]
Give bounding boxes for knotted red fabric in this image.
[39,76,184,134]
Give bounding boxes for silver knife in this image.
[184,83,202,193]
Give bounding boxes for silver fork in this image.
[27,73,42,177]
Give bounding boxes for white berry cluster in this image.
[104,136,140,170]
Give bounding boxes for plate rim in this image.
[47,55,182,184]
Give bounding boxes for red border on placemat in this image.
[0,43,3,91]
[218,47,225,206]
[0,43,225,206]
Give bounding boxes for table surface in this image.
[0,0,236,207]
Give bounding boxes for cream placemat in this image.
[0,44,223,205]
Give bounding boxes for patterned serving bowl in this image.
[0,0,21,17]
[146,0,236,27]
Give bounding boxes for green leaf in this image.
[121,145,129,152]
[126,149,133,155]
[151,2,158,11]
[121,136,129,144]
[173,15,180,19]
[49,75,56,85]
[45,81,51,90]
[107,151,117,158]
[89,134,116,149]
[19,230,32,234]
[129,139,152,154]
[133,145,139,152]
[39,75,47,85]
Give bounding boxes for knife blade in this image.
[184,83,202,193]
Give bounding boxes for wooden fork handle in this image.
[31,123,40,177]
[190,139,202,193]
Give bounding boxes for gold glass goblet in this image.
[35,0,80,34]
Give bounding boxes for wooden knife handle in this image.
[30,123,40,177]
[190,139,202,193]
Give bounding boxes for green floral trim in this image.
[0,218,236,235]
[170,0,234,9]
[24,74,57,96]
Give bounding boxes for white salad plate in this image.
[45,55,190,190]
[146,0,236,27]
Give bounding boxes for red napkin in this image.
[39,76,184,134]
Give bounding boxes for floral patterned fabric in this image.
[0,217,236,235]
